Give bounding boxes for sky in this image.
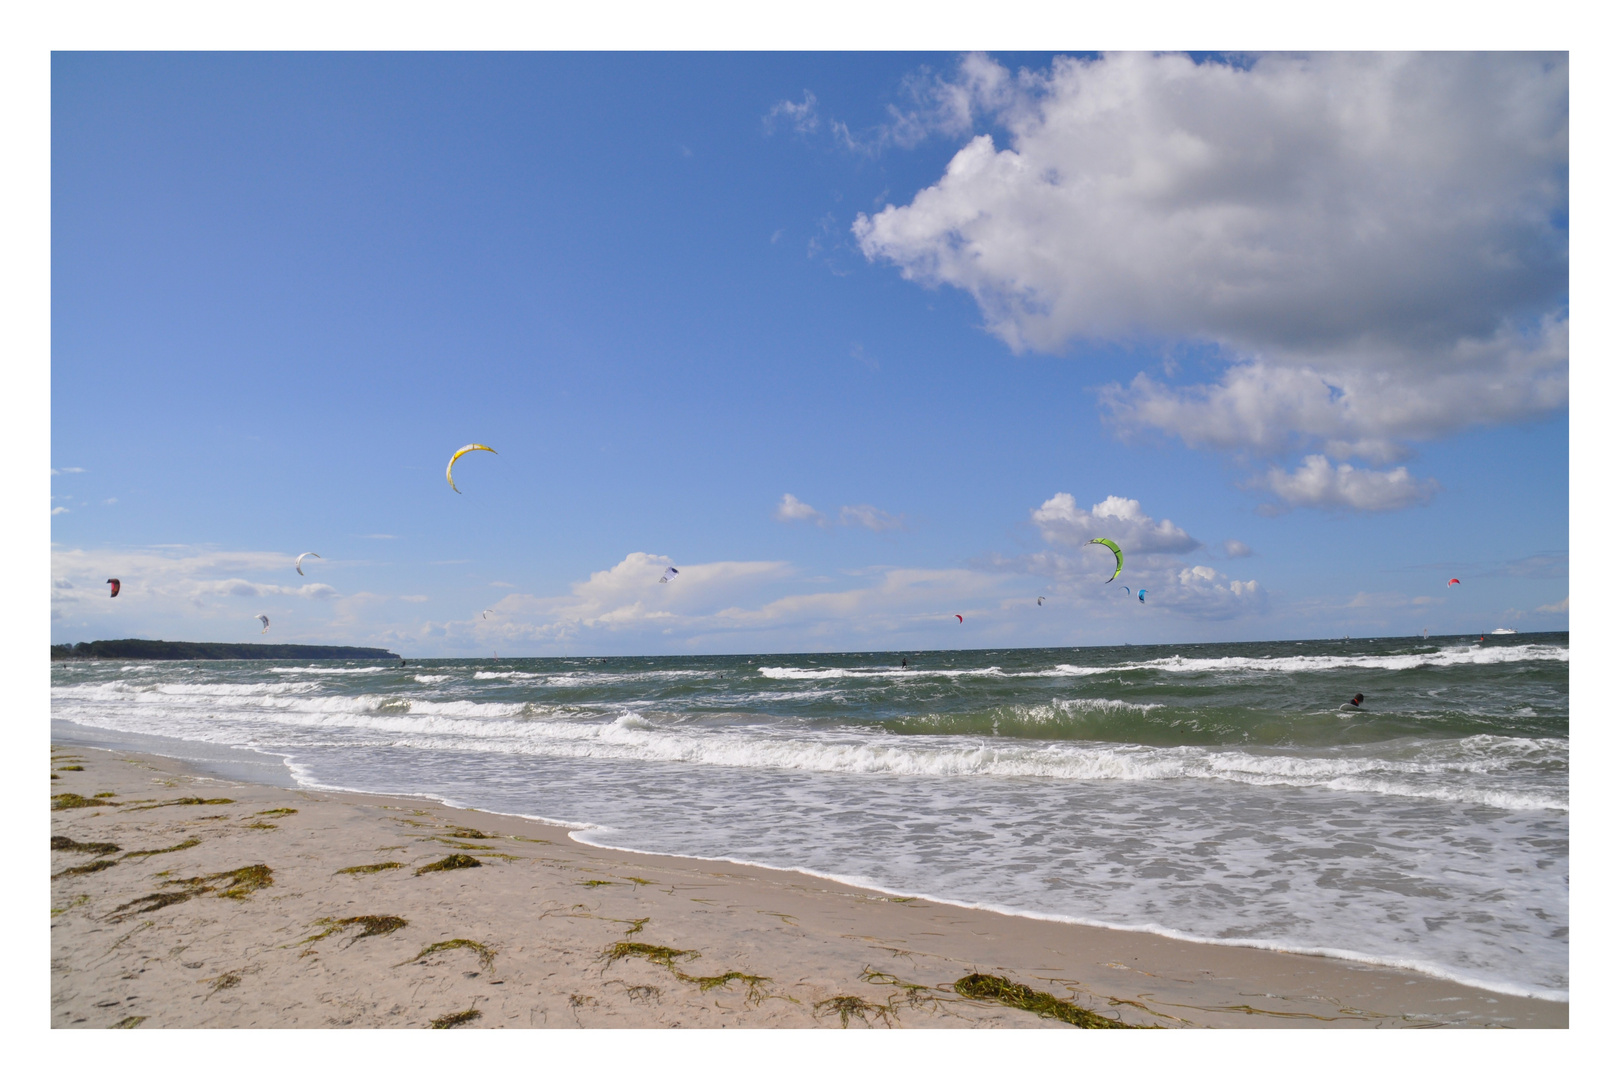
[49,51,1569,657]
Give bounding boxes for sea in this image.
[50,633,1569,1001]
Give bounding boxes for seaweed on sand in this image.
[59,765,85,772]
[188,864,273,899]
[684,971,770,1003]
[110,1016,147,1028]
[429,1008,481,1029]
[108,863,274,919]
[53,793,111,810]
[109,889,203,918]
[53,836,120,856]
[53,859,119,879]
[255,808,298,817]
[601,941,695,970]
[444,828,487,839]
[408,938,497,971]
[335,861,404,876]
[414,854,481,875]
[300,914,410,946]
[952,973,1135,1029]
[119,797,234,812]
[813,995,895,1029]
[120,836,201,859]
[51,894,91,917]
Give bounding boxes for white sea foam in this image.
[759,665,1008,680]
[268,665,393,674]
[411,674,451,685]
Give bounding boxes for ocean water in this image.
[51,634,1569,1000]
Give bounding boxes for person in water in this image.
[900,657,909,668]
[1340,693,1365,710]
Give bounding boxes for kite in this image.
[1120,585,1131,595]
[660,567,680,583]
[296,552,322,576]
[1447,578,1461,587]
[106,578,120,598]
[1137,589,1147,604]
[256,614,270,634]
[1037,596,1045,606]
[446,444,497,493]
[954,614,963,623]
[1089,538,1124,582]
[481,609,495,620]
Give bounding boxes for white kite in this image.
[296,552,321,576]
[660,567,680,583]
[256,614,270,634]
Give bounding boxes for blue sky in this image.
[50,51,1568,656]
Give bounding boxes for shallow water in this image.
[51,633,1568,1000]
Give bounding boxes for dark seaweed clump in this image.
[53,793,111,810]
[302,915,410,946]
[256,808,298,817]
[108,863,275,919]
[953,973,1134,1029]
[122,836,201,859]
[414,854,481,875]
[430,1008,481,1029]
[53,859,119,879]
[120,797,234,812]
[814,995,894,1028]
[336,861,404,876]
[53,835,120,856]
[410,938,497,970]
[601,941,695,969]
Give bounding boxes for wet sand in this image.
[49,745,1567,1029]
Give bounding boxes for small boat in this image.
[1490,628,1518,635]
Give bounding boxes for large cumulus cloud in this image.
[853,52,1567,510]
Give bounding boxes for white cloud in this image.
[838,503,904,532]
[51,546,343,634]
[1536,596,1569,614]
[1032,493,1198,555]
[1256,455,1440,512]
[853,52,1567,492]
[764,91,819,134]
[51,506,68,516]
[1222,539,1253,558]
[399,595,429,603]
[1102,317,1568,458]
[51,467,86,475]
[1019,493,1263,620]
[494,553,795,640]
[358,533,396,540]
[774,493,824,524]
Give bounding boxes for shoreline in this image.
[50,743,1566,1028]
[57,719,1567,1005]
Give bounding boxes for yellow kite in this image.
[446,444,498,493]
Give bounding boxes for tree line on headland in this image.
[52,639,401,661]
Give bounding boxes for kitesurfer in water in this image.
[900,657,909,669]
[1339,693,1365,711]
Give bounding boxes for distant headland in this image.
[52,639,401,662]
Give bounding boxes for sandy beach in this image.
[49,744,1566,1029]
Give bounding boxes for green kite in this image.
[1089,538,1123,582]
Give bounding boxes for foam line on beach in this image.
[564,830,1569,1004]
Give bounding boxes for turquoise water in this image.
[52,633,1568,999]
